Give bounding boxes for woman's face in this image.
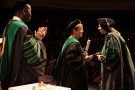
[98,24,106,34]
[74,24,84,39]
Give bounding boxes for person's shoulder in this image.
[106,32,118,40]
[18,21,28,29]
[107,32,119,37]
[107,32,114,35]
[13,20,25,25]
[69,42,80,48]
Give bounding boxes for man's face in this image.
[23,4,32,22]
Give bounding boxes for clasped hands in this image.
[34,27,47,40]
[83,51,102,62]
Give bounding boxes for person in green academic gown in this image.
[0,0,47,89]
[87,18,135,90]
[55,19,90,90]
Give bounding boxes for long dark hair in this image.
[100,24,121,35]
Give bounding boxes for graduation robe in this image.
[100,32,135,90]
[0,20,47,89]
[55,37,88,90]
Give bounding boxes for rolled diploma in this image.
[85,39,91,52]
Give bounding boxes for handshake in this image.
[83,52,103,62]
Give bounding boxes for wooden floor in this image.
[88,83,99,90]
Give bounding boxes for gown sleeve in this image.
[101,34,120,71]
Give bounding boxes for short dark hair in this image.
[12,0,31,12]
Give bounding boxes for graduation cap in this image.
[12,0,31,12]
[66,19,81,32]
[97,18,115,26]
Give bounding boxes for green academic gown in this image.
[55,37,88,90]
[100,32,135,90]
[0,20,47,89]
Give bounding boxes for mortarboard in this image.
[66,19,81,32]
[12,0,31,12]
[97,18,115,26]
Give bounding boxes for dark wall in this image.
[0,8,135,60]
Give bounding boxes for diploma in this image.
[85,39,91,52]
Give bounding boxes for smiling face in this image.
[73,23,84,39]
[98,24,106,34]
[22,4,32,22]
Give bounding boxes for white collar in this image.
[12,16,21,21]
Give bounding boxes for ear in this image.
[72,29,76,34]
[23,9,26,15]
